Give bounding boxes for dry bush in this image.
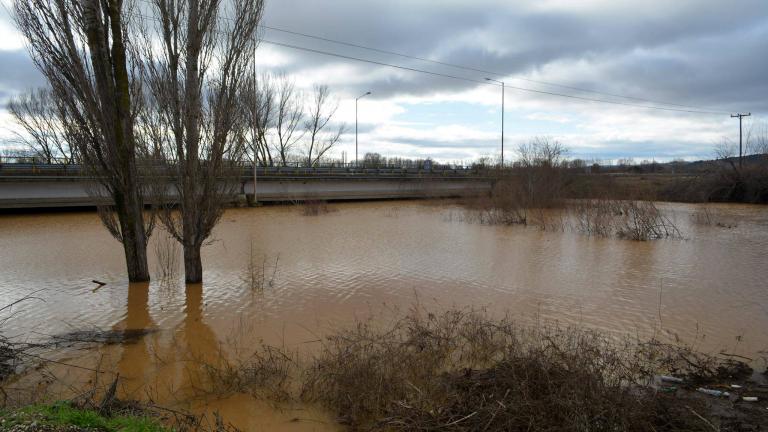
[659,158,768,204]
[462,168,571,229]
[301,200,330,216]
[1,294,44,386]
[154,230,180,281]
[690,207,736,228]
[195,343,296,402]
[244,242,279,292]
[639,340,753,386]
[0,336,15,385]
[570,199,682,241]
[615,201,682,240]
[298,309,709,431]
[462,181,528,225]
[571,199,616,237]
[705,163,768,204]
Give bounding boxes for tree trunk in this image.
[184,243,203,284]
[118,192,150,282]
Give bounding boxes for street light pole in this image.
[485,78,505,167]
[355,91,371,167]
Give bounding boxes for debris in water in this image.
[697,388,730,398]
[91,280,107,292]
[660,375,683,383]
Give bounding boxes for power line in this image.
[258,24,726,112]
[128,8,729,115]
[260,39,728,115]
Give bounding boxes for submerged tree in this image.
[144,0,264,283]
[14,0,153,281]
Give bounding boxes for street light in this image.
[485,78,505,167]
[356,91,371,166]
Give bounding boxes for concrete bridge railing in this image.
[0,163,494,209]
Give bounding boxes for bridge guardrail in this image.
[0,163,490,179]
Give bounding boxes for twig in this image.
[442,411,477,427]
[686,405,719,432]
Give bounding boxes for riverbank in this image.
[3,308,767,431]
[0,402,169,432]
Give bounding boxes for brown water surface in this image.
[1,200,767,430]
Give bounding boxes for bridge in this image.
[0,163,493,209]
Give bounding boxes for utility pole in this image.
[485,78,505,167]
[731,113,751,169]
[355,91,371,167]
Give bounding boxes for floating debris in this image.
[697,388,730,398]
[660,375,684,383]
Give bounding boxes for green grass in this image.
[1,402,172,431]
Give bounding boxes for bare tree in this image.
[515,137,571,207]
[14,0,153,281]
[517,136,568,168]
[6,88,78,164]
[241,72,275,167]
[144,0,264,283]
[272,75,303,166]
[746,120,768,156]
[303,84,345,167]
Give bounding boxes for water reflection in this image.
[113,282,156,398]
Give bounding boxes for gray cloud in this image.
[261,0,768,112]
[1,0,766,159]
[0,49,45,103]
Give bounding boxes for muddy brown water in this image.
[1,200,767,430]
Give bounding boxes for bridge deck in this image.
[0,164,493,209]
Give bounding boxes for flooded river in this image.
[1,200,767,430]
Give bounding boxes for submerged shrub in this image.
[571,199,682,240]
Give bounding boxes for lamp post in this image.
[355,91,371,167]
[485,78,504,168]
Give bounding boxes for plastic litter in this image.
[730,384,743,389]
[696,388,730,397]
[742,397,758,402]
[660,375,683,383]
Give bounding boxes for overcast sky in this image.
[1,0,766,163]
